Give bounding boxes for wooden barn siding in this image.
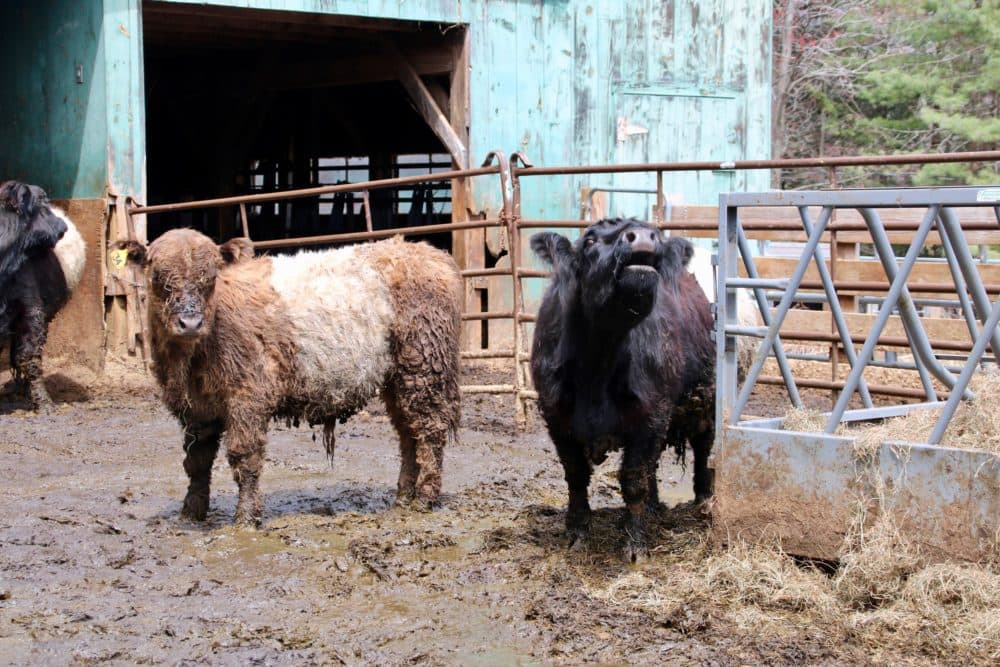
[156,0,772,214]
[0,0,108,199]
[4,0,770,213]
[0,0,146,201]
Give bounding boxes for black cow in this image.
[530,218,715,562]
[0,181,87,410]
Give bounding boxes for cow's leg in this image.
[382,366,456,511]
[383,387,418,508]
[691,427,714,503]
[621,438,657,563]
[180,420,222,521]
[10,305,52,411]
[645,455,661,512]
[553,433,592,547]
[224,412,268,527]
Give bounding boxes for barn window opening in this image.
[141,1,466,254]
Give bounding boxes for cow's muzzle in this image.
[620,229,658,272]
[171,312,205,338]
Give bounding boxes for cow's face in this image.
[533,218,688,329]
[126,229,253,341]
[0,181,68,279]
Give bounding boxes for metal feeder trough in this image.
[711,187,1000,562]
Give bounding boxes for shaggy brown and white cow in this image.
[0,181,87,410]
[125,229,462,526]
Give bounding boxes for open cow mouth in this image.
[623,251,657,272]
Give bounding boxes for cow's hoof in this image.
[409,496,437,513]
[236,507,261,530]
[624,540,650,564]
[566,524,590,550]
[181,495,209,521]
[393,491,415,509]
[234,516,261,530]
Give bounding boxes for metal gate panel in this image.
[713,186,1000,562]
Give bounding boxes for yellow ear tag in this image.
[110,248,129,270]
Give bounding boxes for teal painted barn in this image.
[0,0,772,360]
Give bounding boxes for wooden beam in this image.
[447,30,480,348]
[780,310,974,349]
[143,3,431,36]
[154,49,454,93]
[663,205,1000,243]
[382,40,467,168]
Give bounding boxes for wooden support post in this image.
[446,29,482,350]
[383,38,468,169]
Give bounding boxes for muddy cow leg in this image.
[224,412,268,527]
[383,375,454,511]
[691,427,714,504]
[10,305,52,411]
[180,419,223,521]
[553,432,592,547]
[621,437,657,563]
[645,454,662,513]
[383,388,418,507]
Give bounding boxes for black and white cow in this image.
[530,218,715,562]
[0,181,86,410]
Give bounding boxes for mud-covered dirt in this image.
[1,366,876,665]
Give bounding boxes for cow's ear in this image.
[115,240,148,267]
[663,237,694,273]
[218,237,254,265]
[530,232,575,270]
[0,181,35,216]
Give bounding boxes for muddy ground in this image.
[0,365,912,666]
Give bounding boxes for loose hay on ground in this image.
[584,519,1000,664]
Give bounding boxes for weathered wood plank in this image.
[383,40,467,168]
[779,310,974,348]
[751,257,1000,294]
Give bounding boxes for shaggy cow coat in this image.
[126,229,462,527]
[0,181,86,410]
[530,218,715,562]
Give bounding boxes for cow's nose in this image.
[178,314,204,333]
[624,230,656,254]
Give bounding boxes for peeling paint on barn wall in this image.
[104,0,147,204]
[2,0,771,219]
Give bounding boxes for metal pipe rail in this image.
[127,166,501,216]
[513,150,1000,176]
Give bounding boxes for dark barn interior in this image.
[142,1,465,251]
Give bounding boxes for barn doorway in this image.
[141,1,468,252]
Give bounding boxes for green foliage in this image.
[781,0,1000,187]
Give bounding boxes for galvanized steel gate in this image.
[714,187,1000,561]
